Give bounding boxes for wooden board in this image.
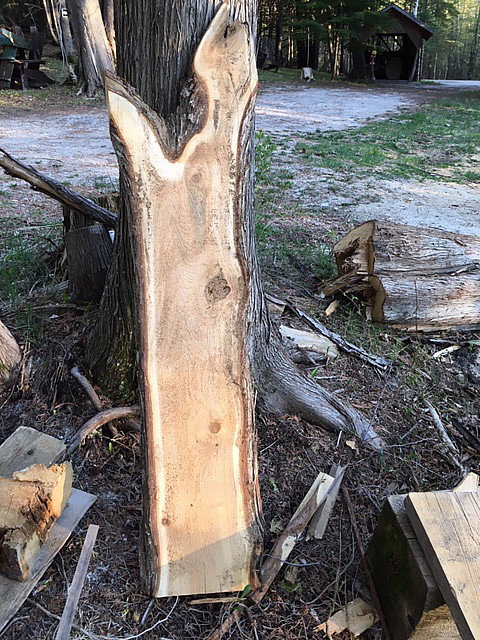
[0,488,96,635]
[0,426,66,477]
[405,491,480,640]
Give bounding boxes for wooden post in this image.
[106,4,261,597]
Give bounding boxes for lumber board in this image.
[0,426,66,477]
[106,4,261,597]
[405,491,480,640]
[0,488,96,635]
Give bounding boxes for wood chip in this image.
[315,597,379,637]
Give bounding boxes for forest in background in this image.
[1,0,479,81]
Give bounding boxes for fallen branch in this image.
[66,406,141,456]
[207,471,344,640]
[70,366,141,435]
[342,488,391,640]
[0,147,118,228]
[424,399,466,474]
[451,418,480,456]
[266,294,393,371]
[70,366,102,411]
[55,524,99,640]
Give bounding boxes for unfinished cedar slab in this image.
[106,4,261,597]
[321,220,480,331]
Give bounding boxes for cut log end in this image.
[322,220,480,331]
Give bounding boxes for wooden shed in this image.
[372,4,433,81]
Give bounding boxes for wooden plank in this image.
[0,427,66,477]
[405,491,480,640]
[55,524,99,640]
[0,489,96,635]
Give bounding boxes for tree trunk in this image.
[66,0,115,96]
[100,0,115,60]
[321,221,480,331]
[468,3,480,80]
[90,0,383,591]
[274,0,284,66]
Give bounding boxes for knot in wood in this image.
[205,275,231,302]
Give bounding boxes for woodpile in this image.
[321,220,480,331]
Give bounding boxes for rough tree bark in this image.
[66,0,115,96]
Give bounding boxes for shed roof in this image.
[381,4,433,41]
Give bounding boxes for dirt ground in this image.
[0,79,479,640]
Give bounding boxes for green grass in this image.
[297,92,480,183]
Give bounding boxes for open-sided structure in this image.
[372,4,433,81]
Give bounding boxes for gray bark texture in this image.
[66,0,115,96]
[88,0,381,443]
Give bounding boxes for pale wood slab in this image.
[0,488,96,635]
[0,426,66,477]
[405,491,480,640]
[106,3,261,597]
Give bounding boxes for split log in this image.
[321,220,480,331]
[106,5,262,596]
[0,463,73,581]
[0,320,21,384]
[0,147,118,228]
[65,225,113,303]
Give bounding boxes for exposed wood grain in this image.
[322,221,480,331]
[0,489,96,635]
[0,463,72,581]
[0,320,20,384]
[106,3,261,597]
[307,464,345,540]
[405,491,480,640]
[0,426,66,479]
[55,524,99,640]
[279,325,339,359]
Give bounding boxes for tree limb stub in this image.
[0,147,118,228]
[106,3,261,597]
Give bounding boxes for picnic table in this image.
[0,27,50,90]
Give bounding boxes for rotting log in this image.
[0,463,72,581]
[0,147,118,228]
[106,5,262,597]
[321,220,480,331]
[0,320,21,384]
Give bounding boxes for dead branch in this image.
[267,295,393,371]
[66,406,140,456]
[424,399,466,473]
[70,366,102,411]
[0,147,118,228]
[70,366,141,435]
[55,524,99,640]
